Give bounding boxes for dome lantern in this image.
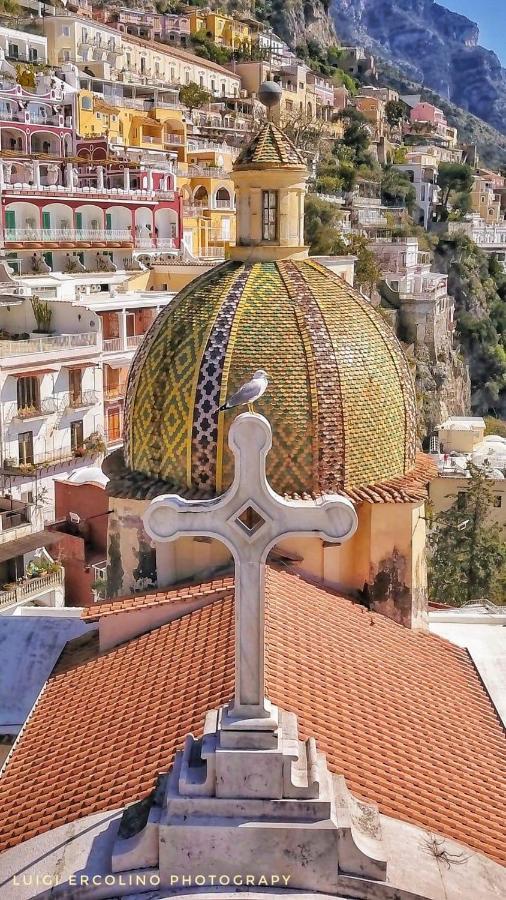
[230,84,309,263]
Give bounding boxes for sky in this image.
[443,0,506,64]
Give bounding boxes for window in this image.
[81,95,92,110]
[29,48,38,62]
[17,377,39,413]
[494,495,502,508]
[69,369,83,405]
[262,190,278,242]
[70,420,84,452]
[62,25,70,36]
[8,44,19,59]
[18,431,34,465]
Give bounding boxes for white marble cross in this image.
[143,413,357,729]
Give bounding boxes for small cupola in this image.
[229,81,309,262]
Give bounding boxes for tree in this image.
[179,82,211,116]
[385,99,407,128]
[344,234,383,294]
[381,168,416,210]
[428,464,506,605]
[436,162,474,219]
[304,195,344,256]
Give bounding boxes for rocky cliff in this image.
[330,0,506,135]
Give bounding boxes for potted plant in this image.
[31,295,53,334]
[84,432,107,456]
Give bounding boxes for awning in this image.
[104,357,131,369]
[9,368,58,378]
[0,529,61,565]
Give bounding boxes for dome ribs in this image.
[278,259,345,492]
[190,264,251,492]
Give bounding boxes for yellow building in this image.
[77,91,187,161]
[356,94,386,140]
[233,61,318,123]
[187,9,252,51]
[471,174,502,224]
[106,116,435,630]
[178,147,236,258]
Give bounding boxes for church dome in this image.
[123,258,418,498]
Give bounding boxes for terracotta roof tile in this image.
[0,569,505,866]
[82,575,234,622]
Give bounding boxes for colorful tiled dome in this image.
[123,258,418,498]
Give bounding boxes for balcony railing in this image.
[215,199,233,209]
[66,390,98,409]
[104,384,127,400]
[126,334,144,349]
[5,228,132,243]
[0,332,98,358]
[102,338,122,353]
[14,398,58,419]
[0,568,64,609]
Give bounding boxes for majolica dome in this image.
[122,258,419,499]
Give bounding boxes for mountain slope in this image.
[329,0,506,135]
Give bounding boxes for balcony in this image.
[102,338,121,353]
[215,199,233,209]
[5,228,132,244]
[0,500,31,541]
[0,568,64,610]
[126,334,144,349]
[65,390,98,410]
[11,398,58,421]
[103,333,147,353]
[104,383,127,401]
[0,333,98,358]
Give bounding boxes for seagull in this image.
[219,370,269,413]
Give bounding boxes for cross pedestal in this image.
[113,414,387,891]
[143,413,357,744]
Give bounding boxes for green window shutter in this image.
[5,210,15,230]
[75,212,83,231]
[105,213,112,231]
[42,211,51,229]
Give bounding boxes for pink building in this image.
[99,8,191,45]
[410,102,447,127]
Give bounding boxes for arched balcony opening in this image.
[215,186,232,210]
[154,208,178,250]
[30,131,61,157]
[1,126,26,153]
[193,185,209,211]
[4,201,39,241]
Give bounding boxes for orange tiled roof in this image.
[82,575,234,622]
[0,569,505,865]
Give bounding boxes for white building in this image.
[372,236,454,358]
[0,287,104,522]
[394,156,440,228]
[0,24,47,66]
